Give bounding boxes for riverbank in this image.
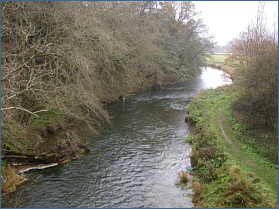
[1,70,197,197]
[1,134,90,196]
[186,84,278,207]
[3,69,216,207]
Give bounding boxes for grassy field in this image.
[186,84,278,208]
[206,54,230,65]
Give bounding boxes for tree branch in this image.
[1,106,39,117]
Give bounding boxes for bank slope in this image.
[186,84,278,208]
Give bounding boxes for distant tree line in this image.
[1,1,213,155]
[213,43,231,54]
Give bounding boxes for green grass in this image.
[186,84,278,208]
[210,91,278,193]
[206,54,229,65]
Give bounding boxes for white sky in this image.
[193,1,278,45]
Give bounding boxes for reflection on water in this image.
[200,67,232,88]
[2,67,231,208]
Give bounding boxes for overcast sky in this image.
[193,1,278,46]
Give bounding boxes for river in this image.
[1,67,232,208]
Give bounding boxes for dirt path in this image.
[218,119,232,144]
[216,108,258,168]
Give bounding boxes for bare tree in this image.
[228,2,278,129]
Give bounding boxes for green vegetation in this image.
[186,6,278,206]
[186,85,278,208]
[206,54,228,65]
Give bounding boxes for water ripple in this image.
[1,67,232,208]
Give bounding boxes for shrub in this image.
[176,170,189,185]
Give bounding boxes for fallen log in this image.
[17,163,58,174]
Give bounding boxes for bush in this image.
[228,3,278,129]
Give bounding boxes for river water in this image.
[2,67,231,208]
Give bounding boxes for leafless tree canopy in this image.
[1,1,214,154]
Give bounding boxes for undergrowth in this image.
[1,162,27,196]
[226,107,278,168]
[186,85,278,208]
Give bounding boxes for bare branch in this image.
[1,106,39,117]
[33,109,49,114]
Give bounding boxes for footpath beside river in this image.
[186,84,278,208]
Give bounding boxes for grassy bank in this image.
[186,84,278,208]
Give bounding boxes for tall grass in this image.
[1,163,27,196]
